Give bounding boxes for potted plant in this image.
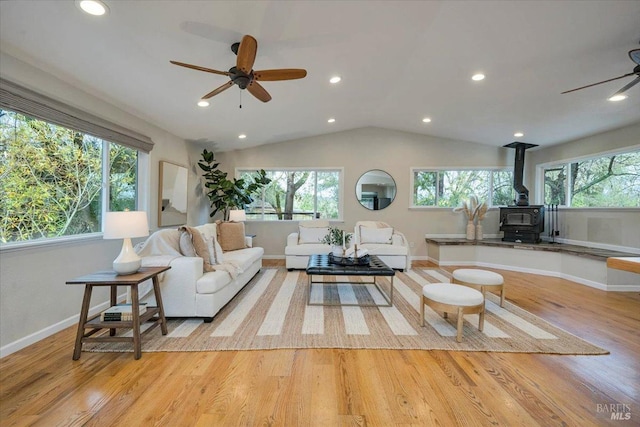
[320,226,352,255]
[198,149,271,220]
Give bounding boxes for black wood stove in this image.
[499,142,545,243]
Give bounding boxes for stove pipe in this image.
[503,142,538,206]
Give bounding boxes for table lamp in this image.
[103,211,149,275]
[228,209,247,222]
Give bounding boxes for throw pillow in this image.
[179,230,197,257]
[299,219,330,228]
[204,233,217,265]
[359,226,394,244]
[214,238,225,264]
[178,226,216,272]
[298,226,329,244]
[216,221,247,252]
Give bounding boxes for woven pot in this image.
[466,221,475,240]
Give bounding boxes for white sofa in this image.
[132,223,263,321]
[353,221,410,271]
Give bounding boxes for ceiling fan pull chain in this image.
[239,90,242,109]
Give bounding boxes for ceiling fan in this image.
[562,48,640,98]
[170,35,307,103]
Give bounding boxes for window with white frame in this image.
[411,168,514,207]
[542,149,640,207]
[238,168,342,220]
[0,109,140,243]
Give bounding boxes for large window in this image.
[542,150,640,207]
[238,168,342,221]
[411,168,514,207]
[0,109,138,243]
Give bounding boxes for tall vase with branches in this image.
[453,195,487,240]
[198,149,271,220]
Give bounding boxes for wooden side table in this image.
[66,266,169,360]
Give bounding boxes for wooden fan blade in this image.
[236,35,257,74]
[170,60,230,76]
[254,69,307,81]
[247,81,272,102]
[202,81,234,99]
[611,75,640,97]
[561,72,635,94]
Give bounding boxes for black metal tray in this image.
[328,253,370,266]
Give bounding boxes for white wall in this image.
[0,53,192,355]
[529,123,640,251]
[214,127,511,258]
[207,124,639,258]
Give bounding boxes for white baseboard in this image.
[1,294,125,358]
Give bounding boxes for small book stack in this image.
[101,303,147,321]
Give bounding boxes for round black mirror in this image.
[355,169,396,210]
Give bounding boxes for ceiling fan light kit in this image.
[170,34,307,105]
[562,48,640,99]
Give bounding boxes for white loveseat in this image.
[132,223,263,321]
[285,220,332,270]
[353,221,410,271]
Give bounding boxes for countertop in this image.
[424,237,638,261]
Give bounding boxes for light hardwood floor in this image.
[1,260,639,426]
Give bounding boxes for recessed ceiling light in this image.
[471,73,485,81]
[422,117,432,123]
[329,76,341,84]
[77,0,109,16]
[514,132,524,138]
[608,94,627,102]
[327,118,336,123]
[197,100,210,107]
[238,134,247,139]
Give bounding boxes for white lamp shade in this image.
[103,211,149,275]
[103,211,149,239]
[229,209,247,222]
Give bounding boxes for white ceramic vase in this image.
[466,221,475,240]
[332,246,344,257]
[476,223,484,241]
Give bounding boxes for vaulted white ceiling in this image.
[1,1,639,152]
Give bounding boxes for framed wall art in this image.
[158,161,188,226]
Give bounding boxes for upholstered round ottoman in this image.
[420,283,484,343]
[452,268,505,307]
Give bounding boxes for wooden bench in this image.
[606,257,640,274]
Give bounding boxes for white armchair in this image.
[353,221,410,271]
[285,220,332,270]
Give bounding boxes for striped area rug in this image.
[84,268,608,355]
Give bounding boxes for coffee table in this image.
[306,254,395,306]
